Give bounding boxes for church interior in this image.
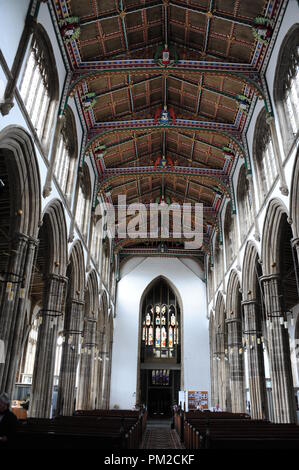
[0,0,299,451]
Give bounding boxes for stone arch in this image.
[242,240,261,300]
[226,269,242,318]
[290,148,299,238]
[260,198,297,422]
[41,199,68,277]
[261,198,290,276]
[67,240,86,300]
[0,126,41,395]
[0,125,41,238]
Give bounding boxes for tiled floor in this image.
[141,419,185,449]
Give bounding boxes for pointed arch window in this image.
[19,25,58,145]
[274,26,299,148]
[53,107,78,200]
[141,278,180,362]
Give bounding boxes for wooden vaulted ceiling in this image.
[54,0,284,256]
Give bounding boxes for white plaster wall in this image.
[110,256,210,409]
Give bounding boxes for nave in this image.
[0,0,299,452]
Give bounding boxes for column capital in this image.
[225,318,241,324]
[259,273,280,284]
[291,237,299,247]
[241,299,257,306]
[46,273,68,284]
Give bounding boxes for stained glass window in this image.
[141,278,180,362]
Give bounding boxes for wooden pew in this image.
[178,411,299,449]
[14,411,146,449]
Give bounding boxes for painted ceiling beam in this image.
[74,59,258,76]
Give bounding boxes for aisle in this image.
[140,419,185,449]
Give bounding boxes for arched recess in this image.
[261,199,297,423]
[214,292,231,411]
[56,240,86,416]
[137,275,183,416]
[29,199,68,417]
[0,126,41,396]
[77,270,99,410]
[242,240,269,420]
[226,270,245,413]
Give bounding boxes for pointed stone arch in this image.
[290,148,299,239]
[0,126,41,395]
[242,240,261,300]
[0,125,41,238]
[41,199,68,277]
[261,198,290,276]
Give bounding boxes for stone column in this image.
[0,234,37,395]
[102,343,112,410]
[77,317,97,410]
[29,274,68,418]
[266,115,289,196]
[95,330,105,408]
[242,300,268,419]
[261,274,297,423]
[226,318,245,413]
[215,331,226,410]
[56,298,85,416]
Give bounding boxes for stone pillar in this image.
[95,330,105,408]
[0,234,37,395]
[242,300,268,419]
[29,274,68,418]
[247,174,260,241]
[226,318,245,413]
[77,317,97,410]
[261,274,297,423]
[266,115,289,196]
[56,298,85,416]
[215,331,226,410]
[0,15,36,116]
[102,344,112,410]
